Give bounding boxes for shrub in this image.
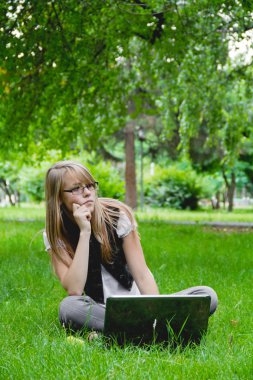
[19,160,125,203]
[86,161,125,200]
[144,164,203,210]
[19,166,46,202]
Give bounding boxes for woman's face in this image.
[61,171,96,214]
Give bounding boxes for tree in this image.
[145,2,253,211]
[0,161,21,205]
[1,1,253,209]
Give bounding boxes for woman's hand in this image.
[73,203,91,234]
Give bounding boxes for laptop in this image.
[104,295,211,345]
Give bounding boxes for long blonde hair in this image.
[45,160,137,265]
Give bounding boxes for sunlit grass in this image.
[136,206,253,223]
[0,208,252,379]
[0,203,45,221]
[1,203,253,223]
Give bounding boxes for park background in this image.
[0,1,252,379]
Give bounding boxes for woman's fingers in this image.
[73,203,80,212]
[73,203,91,222]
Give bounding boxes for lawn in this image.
[2,203,253,223]
[136,207,253,223]
[0,206,252,379]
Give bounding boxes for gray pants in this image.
[59,286,218,332]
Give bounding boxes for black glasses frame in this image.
[63,182,98,195]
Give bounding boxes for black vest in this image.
[61,207,134,303]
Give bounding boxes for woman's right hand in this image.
[73,203,91,234]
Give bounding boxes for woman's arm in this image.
[50,230,90,295]
[122,232,159,295]
[50,204,92,296]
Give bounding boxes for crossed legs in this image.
[59,286,218,332]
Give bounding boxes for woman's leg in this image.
[173,286,218,315]
[59,295,106,332]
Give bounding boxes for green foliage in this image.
[1,0,253,160]
[20,160,125,203]
[0,152,125,204]
[0,161,21,205]
[1,0,253,212]
[19,166,46,202]
[86,161,125,200]
[144,164,205,210]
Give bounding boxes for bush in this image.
[19,166,46,202]
[19,160,125,203]
[86,161,125,200]
[144,164,203,210]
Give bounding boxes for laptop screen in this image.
[104,295,211,345]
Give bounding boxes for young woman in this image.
[44,161,218,333]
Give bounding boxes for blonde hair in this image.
[45,160,137,265]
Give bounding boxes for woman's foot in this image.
[87,331,99,342]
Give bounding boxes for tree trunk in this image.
[222,169,236,212]
[227,172,236,212]
[125,121,137,209]
[216,191,220,209]
[0,179,16,206]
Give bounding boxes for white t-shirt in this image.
[43,212,140,303]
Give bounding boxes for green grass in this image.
[1,203,253,223]
[136,207,253,223]
[0,204,45,221]
[0,207,252,379]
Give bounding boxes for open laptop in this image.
[104,295,211,345]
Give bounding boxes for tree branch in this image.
[51,1,73,54]
[129,0,166,44]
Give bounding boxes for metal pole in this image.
[140,138,144,211]
[138,126,145,211]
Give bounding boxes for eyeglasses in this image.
[63,182,98,195]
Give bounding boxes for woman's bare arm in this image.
[122,232,159,295]
[50,203,92,295]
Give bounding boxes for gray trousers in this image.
[59,286,218,332]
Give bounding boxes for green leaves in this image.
[1,0,253,169]
[144,163,204,210]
